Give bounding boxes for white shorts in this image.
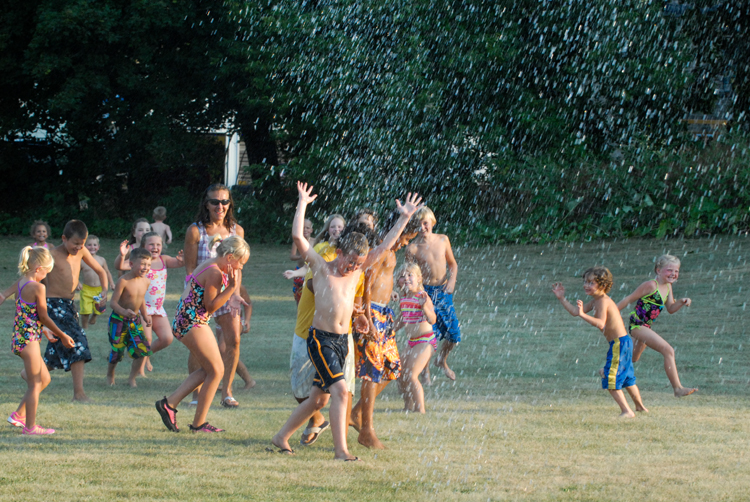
[290,333,356,398]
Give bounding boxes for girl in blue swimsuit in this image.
[616,254,697,397]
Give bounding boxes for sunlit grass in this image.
[0,235,748,501]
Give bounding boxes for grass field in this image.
[0,235,748,501]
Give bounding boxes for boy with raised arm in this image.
[271,182,421,460]
[405,207,460,381]
[552,267,648,418]
[43,220,109,402]
[107,247,153,387]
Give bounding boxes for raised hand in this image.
[395,192,423,218]
[297,181,318,205]
[551,282,565,299]
[119,240,130,256]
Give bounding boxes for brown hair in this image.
[129,247,153,262]
[140,232,161,247]
[30,220,51,239]
[195,183,237,230]
[128,218,151,245]
[582,267,613,294]
[62,220,88,239]
[153,206,167,220]
[338,232,369,256]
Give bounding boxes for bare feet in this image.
[146,358,153,372]
[635,405,649,412]
[435,360,456,381]
[241,378,256,390]
[128,378,137,388]
[89,315,97,325]
[349,407,362,432]
[73,394,92,403]
[618,410,636,418]
[674,387,697,398]
[358,429,385,449]
[106,374,115,386]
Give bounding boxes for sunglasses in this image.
[207,198,231,206]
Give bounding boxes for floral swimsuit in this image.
[172,264,227,340]
[145,256,168,317]
[12,281,42,355]
[629,281,669,332]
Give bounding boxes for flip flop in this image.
[221,397,239,408]
[344,457,361,462]
[300,421,330,446]
[265,446,295,455]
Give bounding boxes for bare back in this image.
[311,261,363,334]
[151,221,171,244]
[405,233,451,286]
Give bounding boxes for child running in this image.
[1,247,75,435]
[395,263,437,414]
[107,247,153,388]
[617,254,697,397]
[405,207,460,381]
[151,206,173,247]
[43,220,109,402]
[115,218,151,275]
[552,267,648,418]
[155,235,249,433]
[30,220,52,249]
[271,182,421,460]
[78,234,114,328]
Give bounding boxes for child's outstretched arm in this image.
[0,280,19,307]
[616,280,655,311]
[551,282,579,317]
[114,240,131,271]
[576,299,606,330]
[665,285,691,314]
[365,192,423,267]
[293,182,324,269]
[163,250,184,268]
[283,265,308,280]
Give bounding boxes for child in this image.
[107,247,153,387]
[283,214,344,296]
[115,218,151,274]
[288,218,314,304]
[30,220,52,249]
[617,254,697,397]
[552,267,648,418]
[350,213,418,448]
[155,236,249,433]
[1,247,75,435]
[78,234,115,328]
[151,206,173,246]
[133,232,184,373]
[270,182,421,460]
[354,208,378,230]
[395,263,437,414]
[43,220,109,402]
[405,207,460,381]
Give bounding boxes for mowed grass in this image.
[0,235,748,501]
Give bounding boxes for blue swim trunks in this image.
[602,335,636,390]
[424,284,461,344]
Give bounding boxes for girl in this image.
[29,220,52,249]
[1,247,74,435]
[115,218,152,274]
[156,235,250,433]
[283,214,344,284]
[617,254,697,397]
[287,218,314,304]
[137,232,184,372]
[395,263,437,413]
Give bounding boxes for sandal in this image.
[266,446,294,455]
[221,396,239,408]
[300,421,330,446]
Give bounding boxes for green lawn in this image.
[0,235,748,501]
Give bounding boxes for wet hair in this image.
[153,206,167,220]
[354,208,378,228]
[655,254,680,273]
[412,206,436,227]
[397,262,424,288]
[18,246,54,275]
[129,247,152,263]
[127,218,150,245]
[216,235,250,261]
[30,220,51,240]
[86,234,100,244]
[140,232,161,248]
[582,266,613,294]
[341,222,381,249]
[315,213,346,244]
[63,220,88,240]
[195,183,237,230]
[338,232,369,256]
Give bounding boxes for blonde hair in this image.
[655,254,680,273]
[18,246,54,275]
[397,262,424,288]
[315,214,346,243]
[216,235,250,261]
[86,234,100,244]
[409,206,436,232]
[153,206,167,220]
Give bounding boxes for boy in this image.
[107,247,153,387]
[351,213,419,449]
[354,208,378,230]
[552,267,648,418]
[79,234,115,328]
[271,182,421,460]
[405,207,460,381]
[43,220,109,402]
[151,206,172,246]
